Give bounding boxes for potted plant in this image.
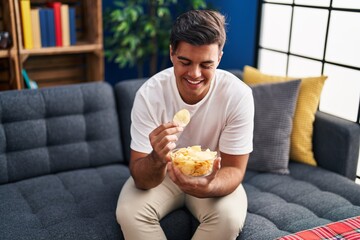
[104,0,208,78]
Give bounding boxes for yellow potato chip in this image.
[173,109,190,127]
[190,145,201,151]
[170,146,217,177]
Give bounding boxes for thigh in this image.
[186,184,247,219]
[185,184,248,240]
[117,175,185,220]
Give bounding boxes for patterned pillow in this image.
[278,215,360,240]
[248,80,301,174]
[244,66,327,166]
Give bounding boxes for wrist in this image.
[148,151,167,169]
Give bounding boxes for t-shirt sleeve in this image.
[130,91,157,154]
[219,87,254,155]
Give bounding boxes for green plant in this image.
[104,0,208,78]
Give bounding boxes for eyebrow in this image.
[177,56,214,64]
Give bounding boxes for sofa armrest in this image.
[313,111,360,180]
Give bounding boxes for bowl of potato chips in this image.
[170,145,217,177]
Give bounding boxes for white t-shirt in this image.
[130,67,254,155]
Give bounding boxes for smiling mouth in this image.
[185,78,203,85]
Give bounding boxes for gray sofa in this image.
[0,79,359,240]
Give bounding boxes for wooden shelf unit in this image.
[0,0,21,90]
[1,0,103,90]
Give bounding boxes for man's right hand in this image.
[129,122,183,190]
[149,122,184,165]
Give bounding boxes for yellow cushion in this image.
[243,66,327,166]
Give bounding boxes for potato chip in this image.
[173,109,190,127]
[170,146,217,177]
[190,145,201,152]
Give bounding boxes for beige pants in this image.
[116,176,247,240]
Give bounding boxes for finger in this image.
[156,134,178,150]
[167,162,177,182]
[168,161,186,181]
[150,126,182,151]
[214,157,221,171]
[208,157,221,177]
[151,122,182,137]
[150,122,175,136]
[155,141,177,161]
[151,129,183,158]
[165,150,173,163]
[157,126,183,141]
[172,163,192,183]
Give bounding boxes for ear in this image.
[214,50,223,68]
[218,51,223,64]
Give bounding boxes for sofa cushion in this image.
[243,66,327,166]
[247,80,300,174]
[0,82,124,184]
[0,164,129,240]
[239,162,360,240]
[0,164,198,240]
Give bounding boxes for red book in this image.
[47,2,62,46]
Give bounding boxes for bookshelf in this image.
[0,0,21,90]
[1,0,103,90]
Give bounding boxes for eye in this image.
[180,61,190,66]
[201,64,212,69]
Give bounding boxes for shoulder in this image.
[214,69,252,97]
[137,67,174,95]
[145,67,173,87]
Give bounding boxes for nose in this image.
[188,65,202,79]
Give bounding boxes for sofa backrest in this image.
[0,82,124,184]
[115,78,147,162]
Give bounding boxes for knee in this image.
[220,211,246,233]
[116,201,159,227]
[116,201,134,226]
[205,208,246,235]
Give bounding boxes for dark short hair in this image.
[170,10,226,54]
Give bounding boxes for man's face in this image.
[170,42,222,104]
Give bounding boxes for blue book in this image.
[39,8,49,47]
[69,7,76,45]
[46,9,56,47]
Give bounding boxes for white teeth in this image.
[187,79,202,85]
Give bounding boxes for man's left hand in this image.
[167,157,221,198]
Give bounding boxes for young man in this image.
[116,10,254,240]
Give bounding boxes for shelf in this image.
[11,0,103,89]
[19,43,103,55]
[23,52,103,88]
[0,0,21,89]
[0,0,103,90]
[0,50,9,58]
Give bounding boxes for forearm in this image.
[206,167,244,198]
[130,152,168,190]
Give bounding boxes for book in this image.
[46,9,56,47]
[20,0,33,49]
[30,8,41,48]
[47,2,62,46]
[22,69,38,89]
[39,8,49,47]
[60,4,70,47]
[69,7,76,45]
